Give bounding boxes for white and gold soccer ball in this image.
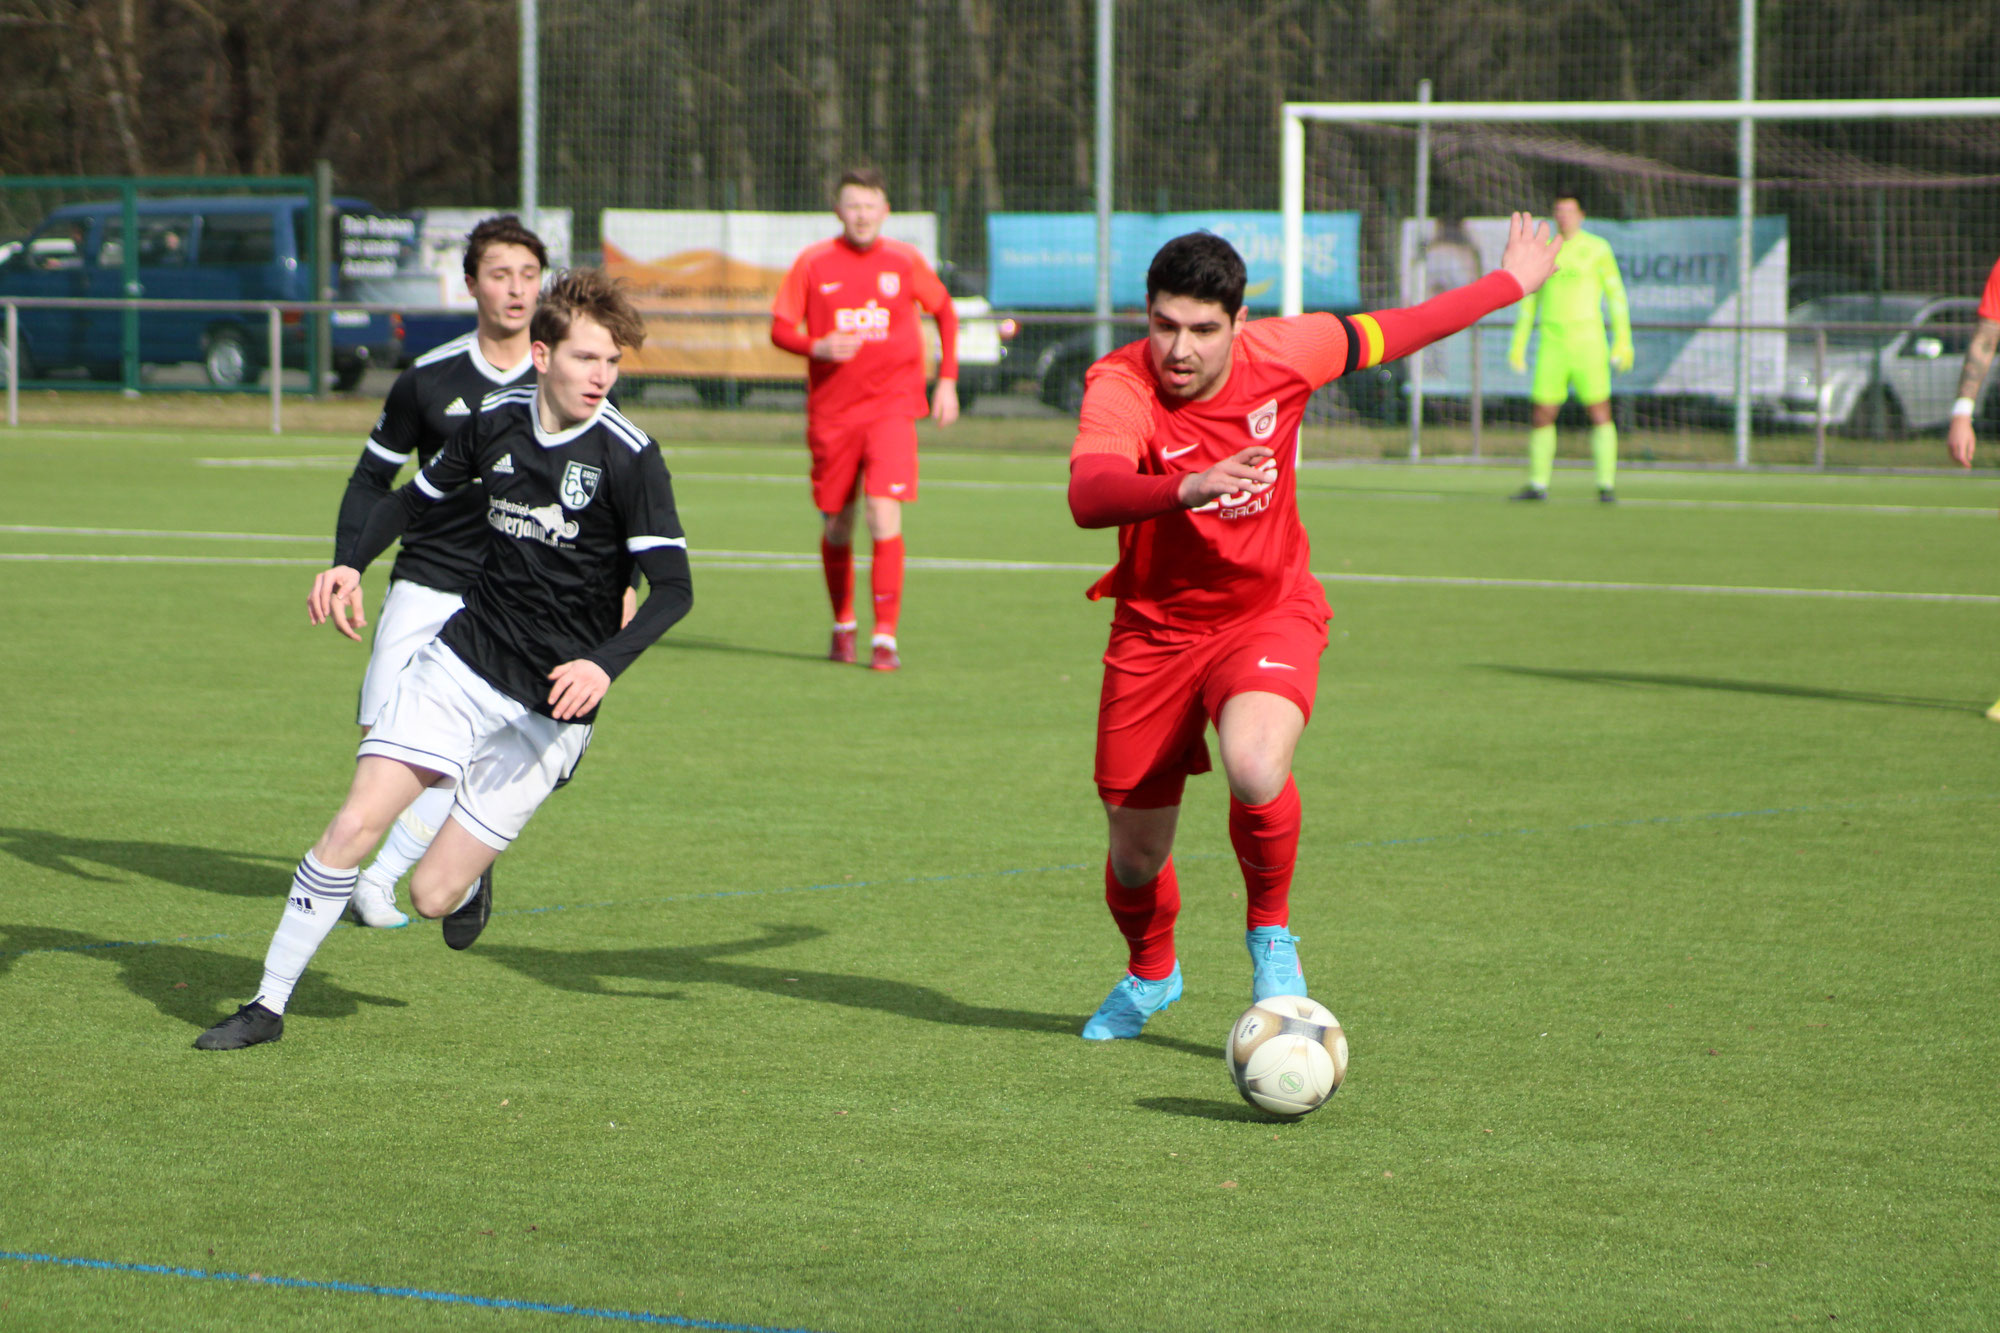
[1226,996,1348,1118]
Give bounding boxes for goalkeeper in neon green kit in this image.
[1508,194,1633,502]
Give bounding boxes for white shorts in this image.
[357,640,591,852]
[357,579,466,727]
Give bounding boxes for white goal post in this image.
[1280,97,2000,463]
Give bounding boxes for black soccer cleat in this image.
[1598,488,1617,504]
[1509,485,1547,502]
[442,868,492,951]
[194,1001,283,1051]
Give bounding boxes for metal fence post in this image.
[269,305,284,434]
[1469,323,1482,459]
[5,303,16,428]
[1813,325,1826,469]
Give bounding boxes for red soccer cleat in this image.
[869,640,900,672]
[829,627,857,664]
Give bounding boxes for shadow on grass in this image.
[1485,665,1984,714]
[0,826,293,897]
[658,635,829,665]
[0,924,406,1032]
[1134,1096,1279,1123]
[478,922,1215,1059]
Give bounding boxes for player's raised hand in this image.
[1178,446,1278,508]
[308,566,367,642]
[546,659,611,720]
[813,331,864,362]
[1947,414,1977,468]
[1499,211,1563,297]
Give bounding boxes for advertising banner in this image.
[409,207,575,309]
[602,210,938,379]
[987,212,1362,312]
[1397,216,1789,397]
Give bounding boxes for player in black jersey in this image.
[197,270,692,1050]
[329,215,546,929]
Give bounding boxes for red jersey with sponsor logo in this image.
[772,235,954,425]
[1979,256,2000,323]
[1071,315,1357,634]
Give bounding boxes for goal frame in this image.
[1279,97,2000,463]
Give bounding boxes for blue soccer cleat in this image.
[1247,926,1307,1001]
[1081,963,1184,1040]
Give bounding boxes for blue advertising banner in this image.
[1398,216,1790,397]
[988,212,1361,311]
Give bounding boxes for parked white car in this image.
[1773,293,1981,433]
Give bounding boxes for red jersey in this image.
[1979,256,2000,323]
[1070,315,1354,634]
[772,236,956,425]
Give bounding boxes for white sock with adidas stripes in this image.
[253,851,356,1014]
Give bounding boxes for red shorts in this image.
[1094,591,1330,809]
[807,415,919,514]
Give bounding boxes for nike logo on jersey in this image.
[1257,657,1295,671]
[1161,442,1201,460]
[819,281,843,293]
[492,453,515,474]
[444,397,470,416]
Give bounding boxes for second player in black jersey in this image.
[197,269,690,1051]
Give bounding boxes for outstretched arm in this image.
[1948,317,2000,467]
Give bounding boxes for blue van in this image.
[0,195,401,389]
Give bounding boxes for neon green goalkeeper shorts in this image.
[1529,334,1612,407]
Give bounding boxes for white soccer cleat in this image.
[347,869,410,929]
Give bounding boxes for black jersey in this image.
[333,332,536,594]
[410,388,687,723]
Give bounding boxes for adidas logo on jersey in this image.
[493,453,515,474]
[444,397,471,416]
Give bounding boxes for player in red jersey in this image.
[1067,217,1561,1039]
[771,166,960,671]
[1944,255,2000,719]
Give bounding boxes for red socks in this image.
[1105,858,1180,980]
[870,534,904,639]
[821,537,855,625]
[1230,777,1301,929]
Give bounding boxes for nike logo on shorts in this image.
[1161,443,1201,460]
[1258,657,1295,671]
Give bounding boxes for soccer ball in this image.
[1226,996,1348,1119]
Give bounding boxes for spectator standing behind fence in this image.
[1508,194,1633,504]
[769,166,959,672]
[1944,255,2000,721]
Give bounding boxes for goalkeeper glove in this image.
[1611,340,1634,373]
[1508,349,1527,374]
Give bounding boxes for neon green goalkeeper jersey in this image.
[1509,229,1632,353]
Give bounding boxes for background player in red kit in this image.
[771,166,959,671]
[1067,217,1562,1039]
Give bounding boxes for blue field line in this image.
[3,791,1991,964]
[0,1249,827,1330]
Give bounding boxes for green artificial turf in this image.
[2,420,1996,1330]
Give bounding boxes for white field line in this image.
[2,532,1997,604]
[185,457,2000,514]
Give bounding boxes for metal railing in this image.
[1,295,412,433]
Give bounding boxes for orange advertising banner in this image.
[600,210,940,379]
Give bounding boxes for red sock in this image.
[821,536,854,625]
[1105,857,1180,980]
[871,534,904,638]
[1230,777,1300,929]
